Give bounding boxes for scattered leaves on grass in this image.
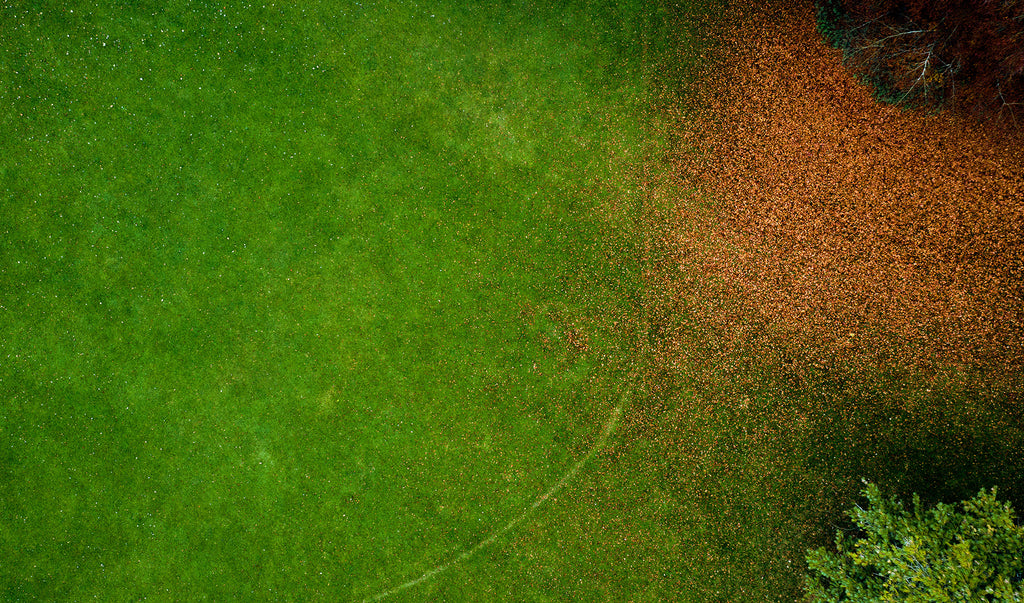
[649,0,1024,390]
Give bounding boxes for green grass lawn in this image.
[3,1,1022,602]
[0,0,702,600]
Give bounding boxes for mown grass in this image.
[0,0,708,600]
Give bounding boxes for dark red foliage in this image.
[819,0,1024,126]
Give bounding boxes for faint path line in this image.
[359,401,626,602]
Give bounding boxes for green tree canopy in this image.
[805,482,1024,602]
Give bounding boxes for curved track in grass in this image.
[362,401,626,602]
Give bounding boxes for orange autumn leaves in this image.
[651,0,1024,384]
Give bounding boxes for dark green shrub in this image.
[815,0,851,51]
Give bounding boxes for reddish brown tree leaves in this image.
[652,0,1024,382]
[820,0,1024,122]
